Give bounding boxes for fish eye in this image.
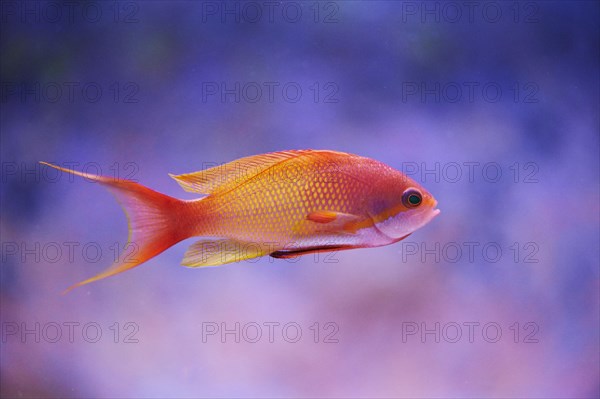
[402,188,422,208]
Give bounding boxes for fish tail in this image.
[40,162,194,294]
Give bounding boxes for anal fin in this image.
[182,238,268,267]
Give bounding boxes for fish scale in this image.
[199,153,368,243]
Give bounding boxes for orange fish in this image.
[41,150,440,292]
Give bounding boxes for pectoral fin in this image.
[306,211,363,234]
[182,239,269,267]
[307,211,340,223]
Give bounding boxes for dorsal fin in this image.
[169,149,315,195]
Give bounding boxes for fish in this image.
[40,149,440,292]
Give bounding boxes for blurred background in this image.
[1,1,598,398]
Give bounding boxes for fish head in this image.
[368,175,440,240]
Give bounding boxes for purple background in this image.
[1,1,599,398]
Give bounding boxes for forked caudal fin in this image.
[40,162,192,294]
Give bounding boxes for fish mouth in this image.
[429,199,440,218]
[427,207,441,222]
